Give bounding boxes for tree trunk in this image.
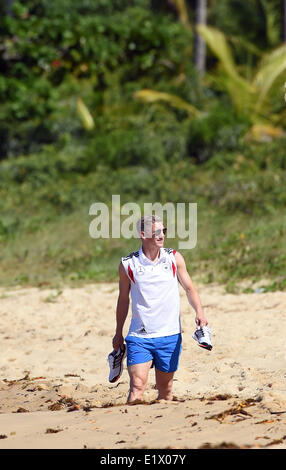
[5,0,15,15]
[194,0,207,77]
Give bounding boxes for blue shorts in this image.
[125,333,182,373]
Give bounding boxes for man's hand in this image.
[195,312,208,327]
[112,332,125,351]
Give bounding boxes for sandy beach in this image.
[0,282,286,449]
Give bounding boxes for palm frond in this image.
[134,89,201,116]
[169,0,191,30]
[259,0,281,47]
[253,44,286,112]
[196,25,255,114]
[245,124,285,142]
[228,35,263,58]
[76,98,94,131]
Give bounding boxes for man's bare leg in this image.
[155,369,175,401]
[127,361,152,404]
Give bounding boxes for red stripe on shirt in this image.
[172,261,176,277]
[128,265,135,283]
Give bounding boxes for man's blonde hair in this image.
[136,215,163,237]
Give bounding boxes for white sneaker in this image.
[107,345,126,383]
[192,326,212,351]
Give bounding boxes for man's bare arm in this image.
[175,251,208,327]
[112,262,131,350]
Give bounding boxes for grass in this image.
[0,150,285,292]
[0,194,285,292]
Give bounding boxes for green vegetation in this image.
[0,0,285,292]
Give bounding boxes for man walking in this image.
[112,215,209,403]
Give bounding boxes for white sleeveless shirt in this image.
[121,246,181,338]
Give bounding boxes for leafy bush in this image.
[24,0,150,17]
[209,0,273,50]
[203,137,286,173]
[186,102,249,163]
[245,139,286,170]
[0,0,190,158]
[201,169,286,215]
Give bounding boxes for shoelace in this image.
[109,348,125,368]
[112,352,123,368]
[196,327,210,340]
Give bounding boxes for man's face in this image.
[142,221,166,248]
